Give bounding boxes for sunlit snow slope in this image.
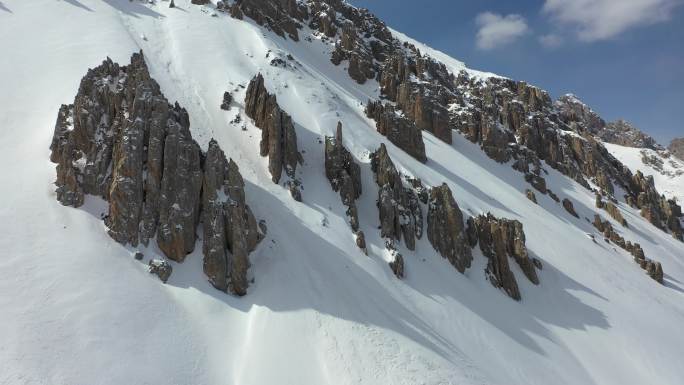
[1,1,683,385]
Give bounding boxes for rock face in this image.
[49,53,262,295]
[230,0,306,41]
[389,254,405,278]
[149,259,173,283]
[604,200,628,227]
[669,138,684,161]
[220,91,232,110]
[325,122,362,230]
[562,198,579,218]
[630,171,683,241]
[154,122,203,262]
[244,73,301,185]
[356,230,367,254]
[470,214,541,300]
[593,215,664,284]
[370,144,423,251]
[233,0,682,241]
[365,101,427,163]
[600,120,662,150]
[202,140,261,295]
[426,184,472,273]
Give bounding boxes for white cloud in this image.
[539,33,563,48]
[543,0,681,41]
[475,12,529,50]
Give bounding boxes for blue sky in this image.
[349,0,683,144]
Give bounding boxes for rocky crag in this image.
[669,138,684,161]
[593,215,663,283]
[426,184,472,274]
[228,0,682,242]
[370,144,423,252]
[244,73,303,199]
[467,214,541,301]
[324,122,363,237]
[50,52,262,295]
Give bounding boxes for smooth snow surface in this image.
[1,1,683,385]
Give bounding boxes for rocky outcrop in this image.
[356,230,367,254]
[593,215,664,284]
[600,120,661,150]
[389,254,405,278]
[365,101,427,163]
[562,198,579,218]
[470,214,541,300]
[220,91,232,110]
[230,0,306,41]
[669,138,684,161]
[149,259,173,283]
[525,172,547,194]
[325,122,362,230]
[154,122,203,262]
[555,94,605,133]
[604,200,628,227]
[49,52,203,257]
[244,73,301,186]
[370,144,423,251]
[378,54,453,144]
[233,0,681,240]
[50,53,262,294]
[202,140,261,295]
[426,184,472,273]
[631,171,683,240]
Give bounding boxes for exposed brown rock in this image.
[233,0,681,241]
[233,0,305,41]
[155,123,203,262]
[148,259,172,283]
[604,201,628,227]
[525,189,537,204]
[669,137,684,161]
[356,230,367,254]
[325,122,362,230]
[562,198,579,218]
[595,194,605,209]
[389,254,405,278]
[525,173,547,194]
[365,101,427,163]
[50,53,262,295]
[325,122,361,205]
[548,190,560,203]
[592,214,665,284]
[467,214,541,300]
[202,140,262,294]
[220,91,232,110]
[426,183,472,273]
[245,73,301,184]
[600,119,661,150]
[370,144,423,250]
[471,214,540,298]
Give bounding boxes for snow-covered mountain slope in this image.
[1,1,683,385]
[605,143,684,203]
